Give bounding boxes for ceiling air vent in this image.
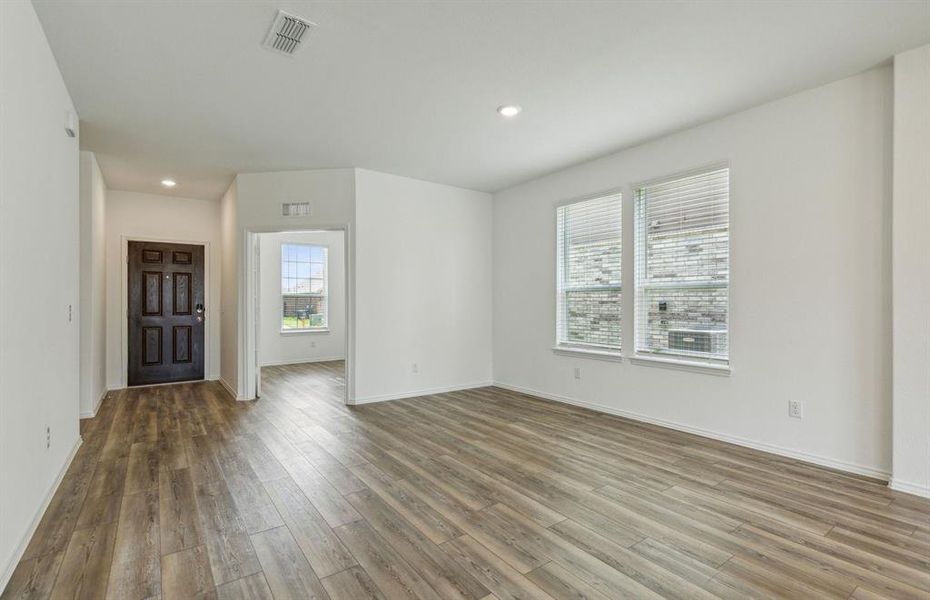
[263,10,315,56]
[282,202,312,217]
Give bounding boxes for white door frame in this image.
[243,224,353,405]
[119,235,213,388]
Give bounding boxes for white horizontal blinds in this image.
[281,244,328,330]
[556,193,622,349]
[635,167,729,363]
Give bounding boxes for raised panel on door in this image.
[173,272,191,315]
[173,326,192,363]
[143,272,163,316]
[142,327,163,365]
[128,241,205,386]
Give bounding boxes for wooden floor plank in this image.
[160,545,215,600]
[334,520,443,600]
[106,490,160,600]
[250,526,329,600]
[320,567,386,600]
[213,573,274,600]
[526,561,614,600]
[125,441,160,494]
[49,521,117,600]
[74,490,122,530]
[281,457,362,529]
[158,467,203,555]
[193,478,262,586]
[346,487,489,600]
[1,551,64,600]
[350,462,463,545]
[438,535,555,600]
[8,360,930,600]
[200,531,262,589]
[262,476,357,578]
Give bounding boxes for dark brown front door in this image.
[128,241,205,386]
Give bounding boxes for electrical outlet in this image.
[46,426,51,449]
[788,400,803,419]
[310,341,316,348]
[573,367,581,380]
[411,363,419,374]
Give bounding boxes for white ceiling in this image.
[34,0,930,200]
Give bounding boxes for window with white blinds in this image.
[634,167,729,364]
[556,193,622,351]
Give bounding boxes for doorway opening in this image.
[245,228,350,405]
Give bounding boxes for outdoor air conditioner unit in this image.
[668,327,727,355]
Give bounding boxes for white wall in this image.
[0,0,81,590]
[891,44,930,498]
[232,168,356,399]
[493,67,893,478]
[79,151,107,417]
[220,179,239,396]
[354,169,493,403]
[105,190,221,388]
[259,231,346,366]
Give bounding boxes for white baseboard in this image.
[889,478,930,499]
[79,388,109,419]
[259,356,345,367]
[0,436,83,594]
[219,377,242,401]
[104,377,242,401]
[353,381,493,405]
[493,381,891,481]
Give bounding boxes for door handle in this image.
[196,303,204,322]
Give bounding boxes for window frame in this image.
[279,242,329,333]
[554,189,624,356]
[632,163,731,369]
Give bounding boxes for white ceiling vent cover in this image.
[282,202,312,217]
[263,10,315,56]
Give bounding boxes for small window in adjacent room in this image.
[634,166,729,365]
[556,193,622,352]
[281,243,328,331]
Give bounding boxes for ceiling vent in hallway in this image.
[282,202,312,217]
[263,10,315,56]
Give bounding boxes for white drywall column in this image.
[79,151,107,417]
[220,180,240,397]
[354,169,493,403]
[891,44,930,498]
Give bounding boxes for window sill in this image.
[629,354,730,376]
[552,346,623,362]
[280,328,330,335]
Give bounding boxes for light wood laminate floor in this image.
[4,361,929,599]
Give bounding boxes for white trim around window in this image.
[630,353,731,375]
[552,345,624,361]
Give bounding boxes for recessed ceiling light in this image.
[161,179,176,188]
[497,104,522,118]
